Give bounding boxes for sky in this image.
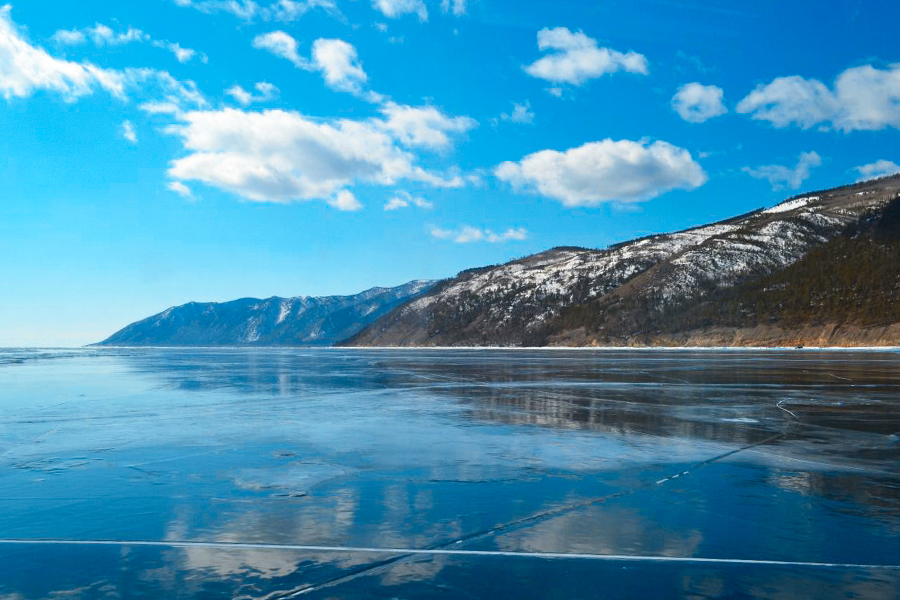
[2,0,899,346]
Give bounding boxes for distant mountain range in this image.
[98,175,900,348]
[95,280,435,346]
[345,175,900,347]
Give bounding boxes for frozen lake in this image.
[1,348,899,599]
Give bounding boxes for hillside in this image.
[96,280,435,346]
[550,195,900,347]
[345,175,900,347]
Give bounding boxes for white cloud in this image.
[384,191,432,210]
[172,0,258,20]
[372,0,428,21]
[165,108,465,206]
[154,41,200,63]
[253,32,382,100]
[50,29,85,45]
[168,180,193,197]
[52,23,146,46]
[486,228,527,242]
[129,68,207,113]
[737,64,900,132]
[495,139,707,206]
[854,159,900,182]
[265,0,338,21]
[378,102,477,149]
[0,7,125,100]
[311,38,369,97]
[384,197,407,210]
[736,76,837,129]
[499,100,534,125]
[440,0,468,16]
[671,82,726,123]
[524,27,648,87]
[175,0,338,21]
[252,31,307,68]
[1,12,202,108]
[328,189,362,211]
[121,120,137,143]
[743,151,822,190]
[52,22,203,63]
[430,225,528,243]
[226,81,279,106]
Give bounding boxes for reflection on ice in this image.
[0,348,899,599]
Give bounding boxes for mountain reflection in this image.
[1,348,899,599]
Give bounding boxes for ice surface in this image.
[0,348,898,599]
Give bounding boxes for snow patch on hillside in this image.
[277,300,293,324]
[764,196,817,214]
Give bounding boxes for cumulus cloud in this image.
[743,151,822,190]
[226,81,279,106]
[499,101,534,125]
[253,32,381,101]
[165,108,466,206]
[173,0,337,22]
[252,30,307,67]
[524,27,648,87]
[736,76,836,129]
[430,225,527,243]
[384,191,432,210]
[737,64,900,132]
[671,82,727,123]
[495,139,707,206]
[372,0,428,21]
[328,189,363,211]
[52,22,204,63]
[378,102,477,149]
[311,38,370,97]
[121,120,137,143]
[854,159,900,182]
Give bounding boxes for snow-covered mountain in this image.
[346,175,900,347]
[96,280,435,346]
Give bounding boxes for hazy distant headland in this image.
[98,175,900,349]
[94,280,435,347]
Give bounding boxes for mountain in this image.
[617,194,900,347]
[345,175,900,347]
[96,280,435,346]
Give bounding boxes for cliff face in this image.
[97,280,435,346]
[346,175,900,347]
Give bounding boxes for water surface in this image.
[1,348,899,598]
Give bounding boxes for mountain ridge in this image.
[95,280,435,347]
[345,175,900,347]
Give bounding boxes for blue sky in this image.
[2,0,899,346]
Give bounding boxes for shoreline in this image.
[6,345,898,352]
